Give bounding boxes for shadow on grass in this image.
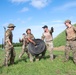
[69,56,73,61]
[39,54,57,60]
[15,57,27,64]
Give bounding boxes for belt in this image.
[67,39,76,41]
[46,40,53,42]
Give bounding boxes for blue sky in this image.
[0,0,76,44]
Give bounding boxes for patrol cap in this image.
[26,28,31,33]
[64,20,71,24]
[42,25,48,28]
[22,33,25,35]
[7,23,16,28]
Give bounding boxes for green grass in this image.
[0,47,76,75]
[53,24,76,47]
[53,31,66,47]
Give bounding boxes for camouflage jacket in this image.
[41,30,53,42]
[19,37,28,46]
[5,29,13,45]
[26,34,35,40]
[66,26,76,40]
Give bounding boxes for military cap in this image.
[42,25,48,28]
[22,33,25,35]
[26,28,31,33]
[64,20,71,24]
[7,23,16,28]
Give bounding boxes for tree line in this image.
[0,43,22,48]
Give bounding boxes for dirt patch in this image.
[54,46,65,51]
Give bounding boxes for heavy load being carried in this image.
[28,39,46,55]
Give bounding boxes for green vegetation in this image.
[53,31,66,47]
[0,44,2,48]
[54,24,76,47]
[13,43,22,47]
[0,43,22,48]
[0,47,76,75]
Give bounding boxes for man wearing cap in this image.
[19,33,29,59]
[4,23,16,66]
[26,29,38,62]
[64,20,76,64]
[42,25,54,61]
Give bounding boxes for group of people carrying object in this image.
[3,19,76,67]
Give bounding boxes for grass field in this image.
[0,47,76,75]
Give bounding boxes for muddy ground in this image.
[54,46,65,51]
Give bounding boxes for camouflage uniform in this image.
[42,29,54,60]
[19,34,29,58]
[26,33,35,62]
[4,24,16,66]
[65,26,76,63]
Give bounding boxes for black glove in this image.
[51,27,54,32]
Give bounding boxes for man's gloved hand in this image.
[19,38,22,42]
[51,27,54,32]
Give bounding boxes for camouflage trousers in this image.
[46,41,53,60]
[65,40,76,63]
[4,45,16,66]
[28,51,39,62]
[27,46,39,62]
[19,45,29,58]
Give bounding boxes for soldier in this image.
[64,20,76,64]
[4,23,16,66]
[26,29,37,62]
[42,25,54,61]
[19,33,29,59]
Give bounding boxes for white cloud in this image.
[30,0,51,9]
[41,22,48,25]
[11,0,29,3]
[41,20,63,26]
[72,22,76,24]
[21,17,32,24]
[10,0,51,9]
[20,7,29,12]
[51,20,63,23]
[20,17,32,24]
[2,23,9,27]
[9,17,32,25]
[54,1,76,11]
